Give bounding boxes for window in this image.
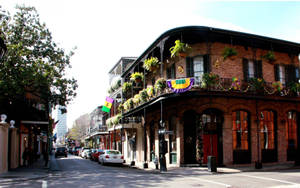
[186,55,209,85]
[275,65,299,85]
[169,116,177,164]
[149,121,155,161]
[248,61,255,79]
[167,63,176,79]
[260,111,275,150]
[232,111,249,150]
[243,59,262,81]
[279,65,286,83]
[286,111,297,150]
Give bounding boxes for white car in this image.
[98,150,124,165]
[81,149,90,158]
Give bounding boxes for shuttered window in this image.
[186,55,210,85]
[167,63,176,79]
[243,58,263,81]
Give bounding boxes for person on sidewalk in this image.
[22,148,29,167]
[43,150,49,167]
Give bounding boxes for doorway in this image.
[183,110,197,164]
[201,109,223,165]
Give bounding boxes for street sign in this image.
[158,129,174,135]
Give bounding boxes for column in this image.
[223,114,233,165]
[0,122,9,174]
[10,128,19,169]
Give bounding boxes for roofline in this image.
[121,26,300,77]
[108,57,138,74]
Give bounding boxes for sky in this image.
[1,0,300,129]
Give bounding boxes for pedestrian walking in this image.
[43,150,49,167]
[22,148,29,167]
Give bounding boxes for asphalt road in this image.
[2,155,300,188]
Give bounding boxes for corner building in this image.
[108,26,300,168]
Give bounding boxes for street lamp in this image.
[0,37,7,60]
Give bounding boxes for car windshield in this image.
[107,151,120,155]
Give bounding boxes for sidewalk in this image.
[0,155,51,184]
[124,162,300,175]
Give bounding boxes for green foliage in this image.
[262,51,276,62]
[169,40,191,58]
[143,57,160,72]
[249,77,265,91]
[0,5,78,107]
[130,72,144,83]
[222,47,238,60]
[289,82,300,94]
[133,94,141,105]
[154,78,166,93]
[139,89,149,102]
[123,98,134,111]
[202,73,219,88]
[122,82,132,94]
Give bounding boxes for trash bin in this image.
[207,156,217,172]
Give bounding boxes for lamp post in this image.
[0,37,7,60]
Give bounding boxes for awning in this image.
[21,120,49,125]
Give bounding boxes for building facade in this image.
[56,105,67,144]
[105,26,300,169]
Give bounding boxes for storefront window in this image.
[286,111,298,150]
[169,116,177,164]
[232,111,249,150]
[260,111,275,150]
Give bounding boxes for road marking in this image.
[42,180,47,188]
[188,177,232,187]
[240,174,299,185]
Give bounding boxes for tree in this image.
[67,114,90,142]
[0,5,77,109]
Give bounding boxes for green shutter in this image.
[186,57,193,77]
[242,58,249,81]
[204,54,210,73]
[256,60,263,79]
[274,64,279,81]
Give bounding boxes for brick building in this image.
[106,26,300,169]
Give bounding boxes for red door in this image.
[203,134,218,164]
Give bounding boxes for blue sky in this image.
[1,1,299,128]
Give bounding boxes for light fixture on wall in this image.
[10,120,15,128]
[1,114,7,123]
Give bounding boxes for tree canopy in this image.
[0,5,78,109]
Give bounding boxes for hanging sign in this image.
[167,78,194,93]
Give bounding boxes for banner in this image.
[167,78,194,93]
[102,97,114,113]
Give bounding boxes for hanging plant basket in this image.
[169,40,191,58]
[262,51,276,63]
[222,47,238,61]
[130,72,144,84]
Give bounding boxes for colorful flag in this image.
[167,78,194,93]
[102,97,114,113]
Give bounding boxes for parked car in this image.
[72,146,81,155]
[81,148,91,159]
[78,147,90,157]
[98,150,124,165]
[91,149,104,162]
[55,147,68,158]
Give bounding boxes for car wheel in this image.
[101,159,104,165]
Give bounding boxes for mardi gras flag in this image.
[102,97,114,113]
[167,78,194,93]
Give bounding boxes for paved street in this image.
[1,155,300,188]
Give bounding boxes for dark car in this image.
[91,149,104,162]
[55,147,68,158]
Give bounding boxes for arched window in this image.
[286,111,298,161]
[260,110,277,163]
[232,110,251,164]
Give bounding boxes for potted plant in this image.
[169,40,191,58]
[222,47,238,60]
[249,77,265,93]
[146,86,154,98]
[143,57,161,72]
[262,51,276,63]
[133,94,141,106]
[122,82,132,93]
[230,77,241,91]
[289,82,300,95]
[130,72,144,83]
[202,73,220,89]
[123,98,134,111]
[117,103,124,113]
[154,78,166,94]
[272,81,283,92]
[139,89,149,103]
